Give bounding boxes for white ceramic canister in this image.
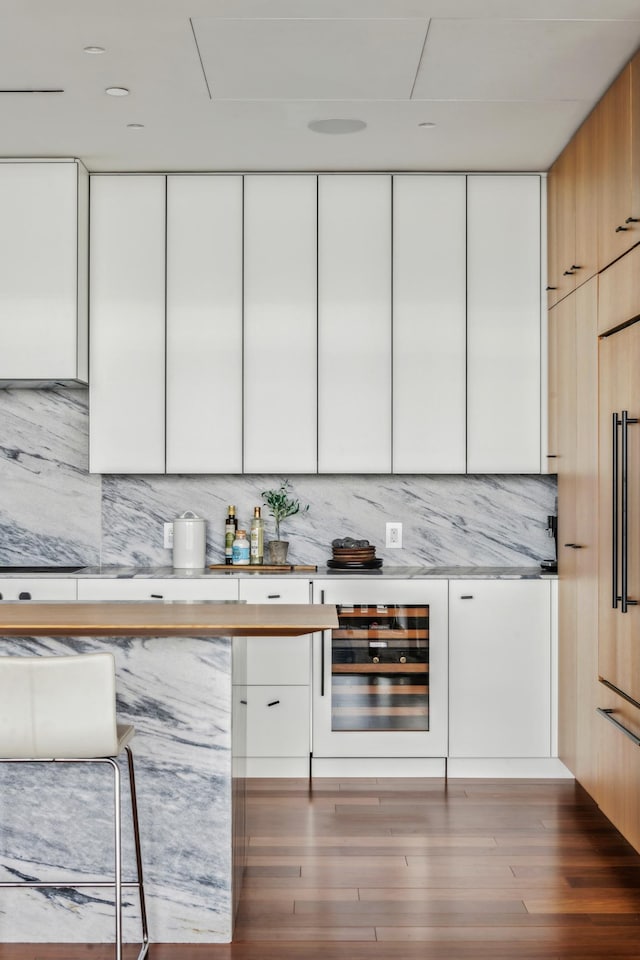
[172,511,207,569]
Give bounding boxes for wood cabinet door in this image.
[546,305,560,473]
[596,684,640,852]
[598,320,640,704]
[573,278,599,795]
[244,175,318,473]
[449,580,551,759]
[392,175,466,473]
[598,65,636,270]
[166,175,243,473]
[574,109,599,286]
[466,175,541,473]
[318,176,392,473]
[89,176,166,473]
[553,142,577,302]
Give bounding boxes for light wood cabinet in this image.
[574,108,599,286]
[598,319,640,706]
[467,175,541,473]
[244,175,317,473]
[89,175,166,473]
[598,241,640,336]
[597,55,640,271]
[547,143,576,307]
[0,160,88,383]
[596,684,640,853]
[318,175,392,473]
[166,175,243,473]
[392,175,466,473]
[449,580,552,760]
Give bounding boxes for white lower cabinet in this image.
[239,579,312,776]
[0,579,77,602]
[448,579,560,775]
[76,578,238,601]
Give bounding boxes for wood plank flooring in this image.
[5,777,640,959]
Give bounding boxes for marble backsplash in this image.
[0,387,557,568]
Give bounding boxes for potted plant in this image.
[261,480,309,565]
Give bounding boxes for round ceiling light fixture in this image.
[83,46,105,54]
[126,123,145,130]
[418,121,437,128]
[105,86,129,97]
[308,118,367,135]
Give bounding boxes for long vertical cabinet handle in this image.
[614,412,620,609]
[320,590,326,697]
[622,410,639,612]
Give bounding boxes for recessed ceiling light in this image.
[83,46,105,54]
[418,121,437,128]
[127,123,145,130]
[308,118,367,135]
[105,86,129,97]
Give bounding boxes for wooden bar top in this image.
[0,602,338,637]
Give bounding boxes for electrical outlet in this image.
[386,522,403,549]
[163,522,174,549]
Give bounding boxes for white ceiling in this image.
[1,0,640,172]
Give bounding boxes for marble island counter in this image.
[0,601,337,947]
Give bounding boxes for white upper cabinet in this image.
[166,175,243,473]
[244,175,317,473]
[466,175,542,473]
[0,160,88,383]
[393,175,467,473]
[89,176,166,474]
[318,175,392,473]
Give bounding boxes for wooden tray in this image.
[208,564,317,572]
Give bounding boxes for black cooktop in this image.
[0,565,86,573]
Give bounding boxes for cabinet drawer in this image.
[596,685,640,852]
[77,578,238,601]
[598,244,640,335]
[238,579,310,604]
[246,685,310,757]
[0,579,77,602]
[245,635,310,685]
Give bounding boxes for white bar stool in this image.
[0,652,149,959]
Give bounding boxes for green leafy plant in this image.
[261,480,309,541]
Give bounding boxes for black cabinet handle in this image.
[625,217,640,224]
[0,593,4,601]
[547,454,558,458]
[18,592,31,600]
[267,594,281,599]
[240,699,247,705]
[460,595,474,600]
[563,269,574,275]
[621,411,639,611]
[616,225,629,232]
[597,708,640,746]
[546,285,558,291]
[564,543,575,548]
[150,593,164,599]
[267,700,280,707]
[570,265,581,271]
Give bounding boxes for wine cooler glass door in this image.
[313,579,448,758]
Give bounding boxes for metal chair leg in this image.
[126,746,150,957]
[108,757,123,960]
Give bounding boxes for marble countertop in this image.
[0,565,556,579]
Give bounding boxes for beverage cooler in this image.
[312,579,448,759]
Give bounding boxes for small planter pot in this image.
[267,540,289,565]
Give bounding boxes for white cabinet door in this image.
[449,579,551,758]
[318,176,392,473]
[244,176,317,473]
[166,176,243,473]
[467,175,541,473]
[0,161,87,383]
[393,175,466,473]
[239,579,311,685]
[77,578,238,601]
[0,579,77,602]
[246,685,310,757]
[89,176,166,474]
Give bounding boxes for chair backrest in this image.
[0,653,120,759]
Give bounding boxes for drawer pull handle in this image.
[546,285,558,291]
[267,594,281,599]
[150,593,164,599]
[18,592,31,600]
[460,595,474,600]
[240,699,247,705]
[597,707,640,746]
[0,593,3,601]
[616,224,629,232]
[563,269,574,276]
[625,217,640,224]
[267,700,280,707]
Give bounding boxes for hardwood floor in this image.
[5,777,640,959]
